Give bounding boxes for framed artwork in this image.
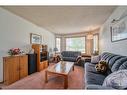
[30,33,42,44]
[111,17,127,42]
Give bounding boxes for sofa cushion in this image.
[105,54,116,63]
[61,51,81,62]
[119,61,127,70]
[62,57,76,62]
[111,57,127,72]
[86,84,114,90]
[101,53,113,61]
[91,55,101,64]
[108,55,123,69]
[61,51,81,57]
[103,70,127,89]
[73,52,81,57]
[101,52,127,72]
[85,63,106,85]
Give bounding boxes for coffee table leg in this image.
[45,71,48,83]
[64,76,68,89]
[73,65,74,71]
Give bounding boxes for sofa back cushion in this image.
[91,55,101,64]
[100,52,127,72]
[61,51,81,57]
[103,69,127,89]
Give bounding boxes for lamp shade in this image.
[53,47,58,52]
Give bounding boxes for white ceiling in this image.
[3,6,117,34]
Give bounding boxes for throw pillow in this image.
[95,60,108,74]
[91,55,101,64]
[103,69,127,89]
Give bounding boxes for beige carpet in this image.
[2,65,84,89]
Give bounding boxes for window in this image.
[66,37,86,53]
[56,37,61,52]
[93,34,99,53]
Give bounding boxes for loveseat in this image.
[61,51,81,62]
[85,52,127,89]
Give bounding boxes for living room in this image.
[0,5,127,91]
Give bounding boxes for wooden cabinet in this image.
[3,55,28,85]
[32,44,48,72]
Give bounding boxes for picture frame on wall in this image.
[30,33,42,44]
[111,17,127,42]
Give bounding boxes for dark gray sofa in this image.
[85,52,127,89]
[61,51,81,62]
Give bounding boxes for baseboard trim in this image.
[0,81,4,84]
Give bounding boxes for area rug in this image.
[2,65,84,89]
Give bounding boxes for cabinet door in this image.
[39,60,48,71]
[19,55,28,79]
[27,54,37,75]
[4,57,19,85]
[44,60,48,68]
[39,62,44,71]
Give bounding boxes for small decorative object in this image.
[23,44,32,54]
[95,60,108,74]
[8,48,21,56]
[30,33,42,44]
[28,48,34,54]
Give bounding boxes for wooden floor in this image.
[1,65,84,89]
[0,83,5,88]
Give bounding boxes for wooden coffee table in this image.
[45,61,74,89]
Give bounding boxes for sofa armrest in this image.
[84,62,91,66]
[86,84,115,90]
[76,56,82,62]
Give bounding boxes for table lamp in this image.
[53,47,58,54]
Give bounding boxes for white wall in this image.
[0,7,55,82]
[100,6,127,56]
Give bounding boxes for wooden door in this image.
[19,55,28,79]
[3,56,19,85]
